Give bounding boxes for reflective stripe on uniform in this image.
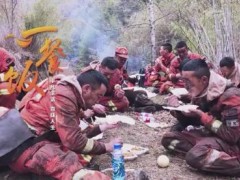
[211,120,222,133]
[108,100,114,107]
[82,139,94,153]
[168,139,180,150]
[81,154,93,162]
[0,89,10,95]
[0,73,4,81]
[108,100,117,111]
[112,107,117,111]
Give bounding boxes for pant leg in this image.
[9,141,110,180]
[161,129,208,154]
[171,111,203,128]
[186,137,240,176]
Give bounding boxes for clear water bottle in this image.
[112,143,125,180]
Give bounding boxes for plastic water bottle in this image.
[112,144,125,180]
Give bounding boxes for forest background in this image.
[0,0,238,78]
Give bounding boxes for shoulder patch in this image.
[222,108,239,127]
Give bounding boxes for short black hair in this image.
[179,58,191,71]
[161,43,172,52]
[182,59,210,78]
[219,57,235,68]
[77,69,108,90]
[101,57,119,70]
[175,41,187,49]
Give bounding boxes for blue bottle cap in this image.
[113,143,122,149]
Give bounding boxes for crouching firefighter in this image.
[0,72,119,180]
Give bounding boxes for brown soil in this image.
[94,95,237,180]
[1,95,238,180]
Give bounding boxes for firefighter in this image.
[13,70,121,179]
[162,60,240,176]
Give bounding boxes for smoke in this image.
[1,0,135,70]
[127,55,147,74]
[57,0,116,61]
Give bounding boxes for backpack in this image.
[0,109,35,164]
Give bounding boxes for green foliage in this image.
[3,0,240,73]
[23,0,59,54]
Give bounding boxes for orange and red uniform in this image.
[162,71,240,176]
[10,75,110,179]
[159,52,203,94]
[145,52,176,87]
[168,52,202,80]
[226,62,240,88]
[0,48,17,108]
[82,61,129,112]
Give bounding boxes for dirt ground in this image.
[0,95,239,180]
[93,95,238,180]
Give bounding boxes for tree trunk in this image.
[213,0,223,63]
[147,0,156,64]
[0,0,18,50]
[222,0,235,58]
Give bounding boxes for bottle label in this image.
[112,158,125,179]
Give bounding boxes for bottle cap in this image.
[113,143,122,149]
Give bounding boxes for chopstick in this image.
[90,117,94,124]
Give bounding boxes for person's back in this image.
[19,75,82,135]
[9,70,123,180]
